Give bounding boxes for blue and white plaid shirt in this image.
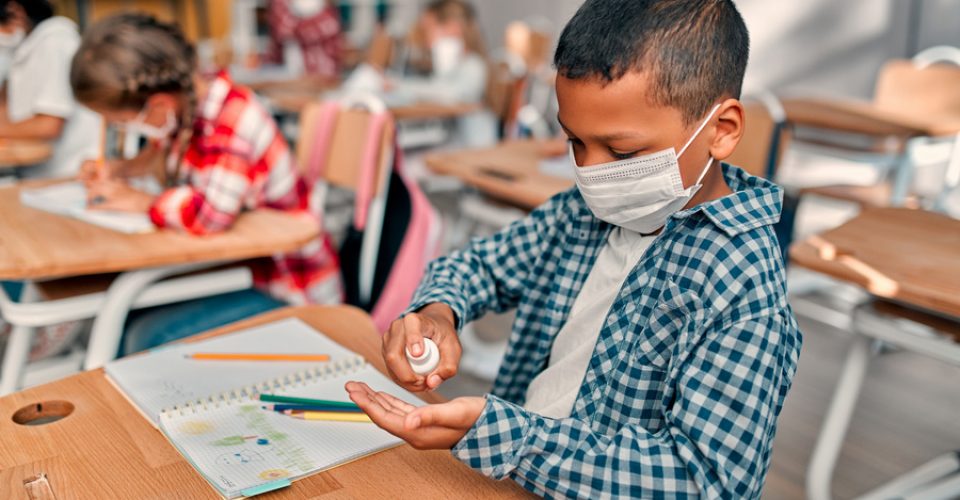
[409,164,802,499]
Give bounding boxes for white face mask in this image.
[431,36,464,77]
[0,28,25,49]
[571,103,721,234]
[125,106,179,140]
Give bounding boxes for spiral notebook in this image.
[105,318,421,498]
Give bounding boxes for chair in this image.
[297,94,443,332]
[781,47,960,210]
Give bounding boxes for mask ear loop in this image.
[677,103,722,186]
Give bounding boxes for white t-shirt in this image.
[524,227,655,419]
[7,16,102,178]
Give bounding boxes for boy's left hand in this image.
[345,381,485,450]
[86,179,155,212]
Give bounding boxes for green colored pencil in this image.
[258,394,361,409]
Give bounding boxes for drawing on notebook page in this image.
[237,405,315,473]
[216,449,265,466]
[259,469,292,480]
[211,435,259,447]
[179,420,215,435]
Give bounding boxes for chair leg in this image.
[806,334,876,500]
[856,452,960,500]
[0,282,39,395]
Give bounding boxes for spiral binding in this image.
[159,355,366,418]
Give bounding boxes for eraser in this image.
[405,338,440,376]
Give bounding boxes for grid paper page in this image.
[19,181,156,234]
[106,318,357,424]
[159,360,423,498]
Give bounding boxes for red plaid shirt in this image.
[149,72,342,305]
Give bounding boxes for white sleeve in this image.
[11,33,79,120]
[394,55,488,104]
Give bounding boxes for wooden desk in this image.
[425,140,574,211]
[0,306,531,499]
[0,180,319,280]
[265,90,481,121]
[782,97,960,139]
[790,207,960,319]
[0,140,53,170]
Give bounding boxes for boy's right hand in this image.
[383,303,461,392]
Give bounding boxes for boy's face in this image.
[556,71,718,189]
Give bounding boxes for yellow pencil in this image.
[187,353,331,362]
[98,121,107,179]
[286,411,373,423]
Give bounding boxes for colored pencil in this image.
[261,403,365,413]
[286,411,372,423]
[258,394,361,409]
[186,353,330,362]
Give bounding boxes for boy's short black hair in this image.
[555,0,749,125]
[0,0,54,26]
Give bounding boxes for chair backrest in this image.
[504,21,551,72]
[727,95,789,179]
[365,27,395,71]
[874,59,960,119]
[296,100,395,195]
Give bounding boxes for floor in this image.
[438,301,960,500]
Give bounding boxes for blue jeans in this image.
[120,289,285,356]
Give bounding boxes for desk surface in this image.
[790,207,960,318]
[782,97,960,138]
[425,139,574,211]
[0,140,53,170]
[0,181,320,280]
[265,90,481,121]
[0,306,530,499]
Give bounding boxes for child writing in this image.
[346,0,802,498]
[0,0,101,177]
[70,14,341,354]
[346,0,496,148]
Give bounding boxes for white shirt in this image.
[524,227,655,419]
[7,17,102,178]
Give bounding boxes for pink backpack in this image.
[302,98,443,332]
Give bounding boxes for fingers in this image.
[382,315,424,391]
[426,325,461,390]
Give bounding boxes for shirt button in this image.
[606,315,616,326]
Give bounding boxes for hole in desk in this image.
[12,401,74,426]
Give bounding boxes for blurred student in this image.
[265,0,344,79]
[0,0,101,178]
[346,0,802,497]
[70,14,341,354]
[346,0,496,147]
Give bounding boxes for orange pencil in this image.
[186,353,331,362]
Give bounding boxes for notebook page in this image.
[158,359,423,498]
[106,318,357,424]
[19,181,156,234]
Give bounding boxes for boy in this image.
[346,0,802,497]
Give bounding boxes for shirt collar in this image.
[672,163,783,237]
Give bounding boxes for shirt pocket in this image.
[633,279,706,371]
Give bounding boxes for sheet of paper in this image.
[159,360,421,498]
[19,181,156,234]
[105,318,358,424]
[539,155,576,179]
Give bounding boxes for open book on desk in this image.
[105,318,421,498]
[19,180,158,234]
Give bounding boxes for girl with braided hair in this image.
[71,13,342,354]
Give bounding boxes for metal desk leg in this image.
[83,263,224,370]
[806,334,876,500]
[0,282,38,395]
